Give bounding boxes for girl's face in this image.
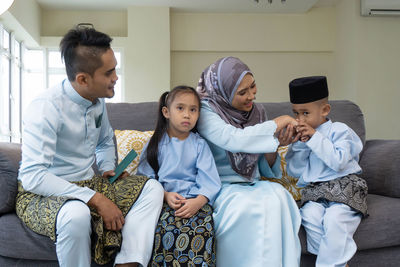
[231,74,257,112]
[162,92,200,140]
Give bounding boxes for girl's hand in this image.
[165,192,186,210]
[174,195,208,218]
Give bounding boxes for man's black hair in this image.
[60,26,113,81]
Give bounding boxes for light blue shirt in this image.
[197,101,282,184]
[137,132,221,205]
[18,79,116,203]
[286,119,363,187]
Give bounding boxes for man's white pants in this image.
[300,200,362,267]
[55,179,163,267]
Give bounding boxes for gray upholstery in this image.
[0,143,20,213]
[360,139,400,197]
[0,100,399,267]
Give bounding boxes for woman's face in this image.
[231,74,257,112]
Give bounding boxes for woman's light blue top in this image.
[18,79,115,203]
[137,132,221,205]
[286,119,363,187]
[197,101,281,183]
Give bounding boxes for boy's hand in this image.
[296,122,315,142]
[174,195,208,219]
[165,191,186,210]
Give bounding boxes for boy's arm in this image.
[285,141,311,178]
[306,124,363,172]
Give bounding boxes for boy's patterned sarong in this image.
[301,174,368,216]
[149,203,216,267]
[15,175,149,265]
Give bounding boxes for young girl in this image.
[137,85,221,267]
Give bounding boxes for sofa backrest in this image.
[106,100,366,144]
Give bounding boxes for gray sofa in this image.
[0,100,399,267]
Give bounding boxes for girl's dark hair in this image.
[146,85,201,177]
[60,26,112,81]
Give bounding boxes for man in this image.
[16,26,163,267]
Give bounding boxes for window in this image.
[0,23,124,143]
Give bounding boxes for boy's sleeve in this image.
[285,141,311,178]
[306,124,363,172]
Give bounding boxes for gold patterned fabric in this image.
[114,130,154,175]
[149,203,216,267]
[261,145,302,201]
[16,175,149,265]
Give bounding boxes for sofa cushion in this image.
[262,146,302,201]
[360,139,400,198]
[0,213,57,260]
[114,130,154,175]
[354,194,400,250]
[0,143,21,214]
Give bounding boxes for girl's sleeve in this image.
[197,102,279,154]
[188,139,221,205]
[136,141,156,179]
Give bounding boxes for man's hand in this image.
[174,195,208,219]
[165,191,186,210]
[87,192,124,231]
[102,170,129,179]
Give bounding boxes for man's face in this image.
[84,48,118,102]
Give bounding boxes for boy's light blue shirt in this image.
[137,132,221,205]
[18,79,116,203]
[286,119,363,187]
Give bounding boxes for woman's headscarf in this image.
[197,56,267,180]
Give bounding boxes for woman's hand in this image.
[273,115,298,133]
[174,195,208,219]
[165,191,186,210]
[277,124,301,146]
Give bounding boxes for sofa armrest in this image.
[359,139,400,198]
[0,142,21,214]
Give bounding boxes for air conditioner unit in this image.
[361,0,400,16]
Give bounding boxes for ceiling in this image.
[35,0,340,13]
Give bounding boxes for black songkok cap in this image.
[289,76,329,104]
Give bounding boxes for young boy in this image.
[285,76,368,267]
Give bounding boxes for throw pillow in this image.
[114,130,154,175]
[261,146,302,201]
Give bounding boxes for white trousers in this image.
[55,179,163,267]
[300,200,362,267]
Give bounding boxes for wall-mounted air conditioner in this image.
[361,0,400,16]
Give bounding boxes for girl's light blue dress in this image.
[197,101,301,267]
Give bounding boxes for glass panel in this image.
[2,30,10,51]
[114,51,121,69]
[13,39,21,61]
[105,74,122,103]
[0,55,10,141]
[21,72,44,114]
[11,63,20,142]
[48,73,67,88]
[24,50,43,70]
[48,50,64,68]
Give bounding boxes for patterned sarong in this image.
[300,174,368,216]
[149,203,216,267]
[15,175,149,265]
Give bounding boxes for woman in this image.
[196,56,301,267]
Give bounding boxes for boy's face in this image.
[292,100,330,129]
